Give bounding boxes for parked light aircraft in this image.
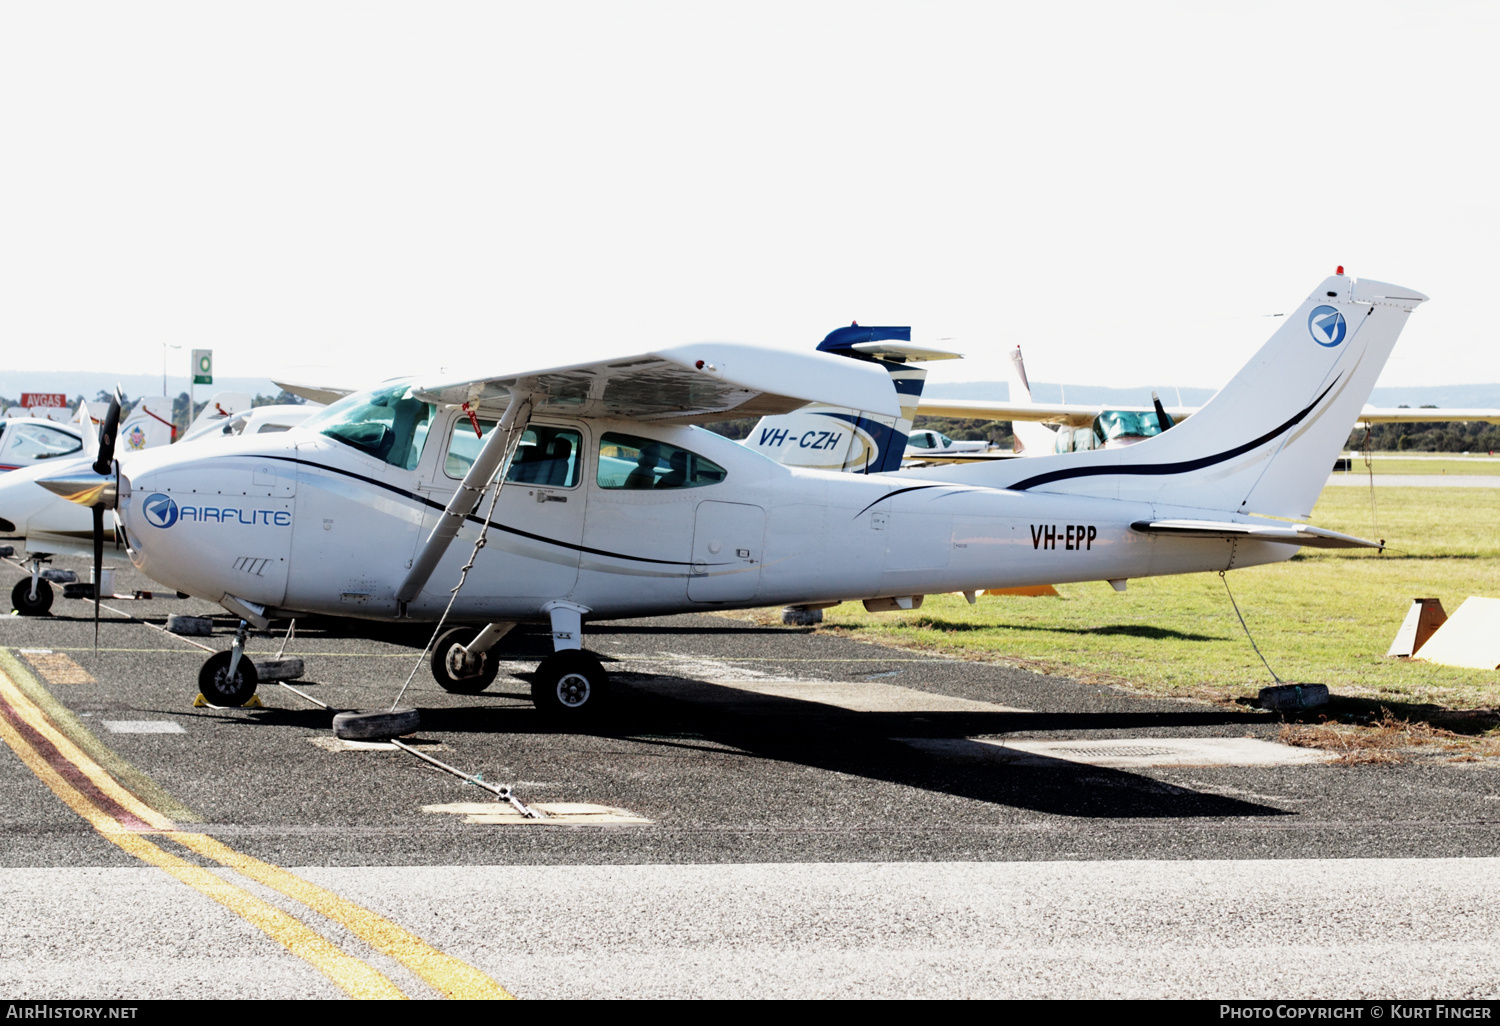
[1,393,306,614]
[38,273,1426,717]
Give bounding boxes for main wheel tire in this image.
[11,578,53,616]
[198,651,259,707]
[531,650,609,719]
[430,626,501,694]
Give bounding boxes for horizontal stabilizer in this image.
[1131,519,1383,550]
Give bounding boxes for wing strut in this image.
[396,389,535,605]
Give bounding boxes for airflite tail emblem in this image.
[1308,305,1347,347]
[143,493,179,528]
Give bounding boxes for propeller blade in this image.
[92,504,104,651]
[94,388,122,475]
[1152,391,1175,433]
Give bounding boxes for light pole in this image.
[162,343,181,397]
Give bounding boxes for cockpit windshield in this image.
[301,383,434,470]
[1092,410,1164,447]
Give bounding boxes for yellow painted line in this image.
[0,668,174,831]
[172,834,514,1000]
[0,649,200,822]
[0,695,403,998]
[0,660,514,1000]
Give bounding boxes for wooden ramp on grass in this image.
[1414,596,1500,670]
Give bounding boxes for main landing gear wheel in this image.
[430,626,502,694]
[11,578,53,616]
[198,650,259,707]
[531,650,609,720]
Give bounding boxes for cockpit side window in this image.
[303,384,434,470]
[446,420,582,488]
[597,433,726,489]
[6,423,82,460]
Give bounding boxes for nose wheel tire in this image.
[431,626,502,694]
[198,651,259,707]
[531,650,609,719]
[11,578,54,616]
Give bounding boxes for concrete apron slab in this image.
[619,676,1029,714]
[900,736,1333,768]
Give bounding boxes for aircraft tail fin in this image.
[743,324,956,473]
[185,392,253,438]
[1006,345,1061,456]
[73,401,100,461]
[118,396,177,452]
[929,274,1427,519]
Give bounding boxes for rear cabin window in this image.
[597,433,726,490]
[447,421,582,488]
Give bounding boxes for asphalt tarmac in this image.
[3,559,1499,999]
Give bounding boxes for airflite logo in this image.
[125,425,147,451]
[141,492,290,529]
[143,493,178,528]
[1308,305,1347,347]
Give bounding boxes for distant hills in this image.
[921,381,1500,409]
[0,372,283,405]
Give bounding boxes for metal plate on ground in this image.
[309,736,448,753]
[423,802,653,825]
[899,736,1333,768]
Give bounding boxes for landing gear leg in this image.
[198,620,259,706]
[532,601,608,720]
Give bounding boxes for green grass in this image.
[741,487,1500,712]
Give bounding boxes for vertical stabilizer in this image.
[743,324,959,473]
[119,396,177,451]
[1006,345,1061,456]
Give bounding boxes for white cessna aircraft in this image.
[38,272,1425,719]
[1,393,309,614]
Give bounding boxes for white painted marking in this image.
[899,736,1331,767]
[101,721,185,734]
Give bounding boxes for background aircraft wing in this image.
[914,398,1199,428]
[272,380,358,406]
[409,343,900,424]
[1355,406,1500,424]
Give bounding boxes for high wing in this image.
[408,342,899,423]
[915,397,1195,428]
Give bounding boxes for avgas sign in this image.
[143,492,290,529]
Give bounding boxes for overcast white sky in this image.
[2,1,1495,395]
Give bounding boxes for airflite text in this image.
[756,428,846,451]
[180,507,291,526]
[1032,524,1097,550]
